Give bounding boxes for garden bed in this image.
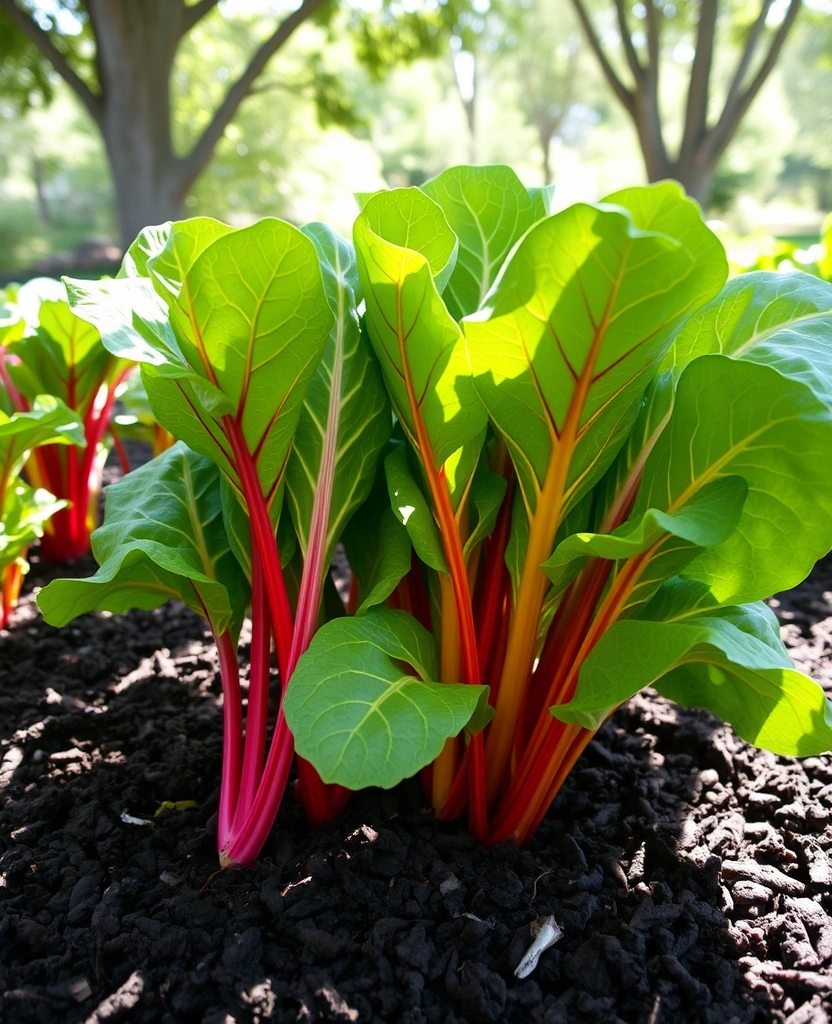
[2,544,831,1024]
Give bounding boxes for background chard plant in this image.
[35,165,832,866]
[0,390,84,628]
[0,278,134,563]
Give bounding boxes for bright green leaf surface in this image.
[541,476,747,606]
[384,444,447,573]
[0,396,85,481]
[285,224,390,569]
[464,183,727,524]
[555,612,832,757]
[284,609,487,789]
[663,271,832,406]
[420,164,541,318]
[38,444,248,637]
[638,355,832,603]
[354,189,486,474]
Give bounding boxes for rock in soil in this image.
[3,499,832,1021]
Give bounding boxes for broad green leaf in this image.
[65,276,180,367]
[662,271,832,406]
[527,185,556,219]
[0,396,85,482]
[357,187,458,291]
[285,224,390,570]
[354,189,486,477]
[342,464,412,615]
[638,354,832,604]
[555,612,832,757]
[283,608,487,789]
[6,282,131,420]
[71,218,334,523]
[37,443,248,637]
[642,579,788,657]
[464,182,727,527]
[385,444,446,573]
[118,222,172,279]
[420,165,542,318]
[541,476,746,607]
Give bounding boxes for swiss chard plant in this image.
[37,166,832,866]
[40,217,391,865]
[0,384,84,628]
[0,278,135,563]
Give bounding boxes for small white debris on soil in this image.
[119,811,152,826]
[514,915,563,979]
[439,874,461,895]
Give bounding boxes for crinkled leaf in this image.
[663,271,832,406]
[284,608,487,789]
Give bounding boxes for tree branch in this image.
[182,0,222,35]
[613,0,643,82]
[720,0,775,126]
[644,0,661,78]
[678,0,717,164]
[567,0,635,114]
[0,0,103,124]
[176,0,330,189]
[707,0,802,162]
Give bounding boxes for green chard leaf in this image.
[67,217,334,523]
[464,182,727,528]
[5,282,131,419]
[354,188,487,494]
[38,443,249,638]
[420,164,544,319]
[0,484,66,571]
[0,396,85,480]
[541,475,747,606]
[285,224,391,572]
[635,354,832,605]
[555,609,832,758]
[283,608,488,789]
[384,443,447,573]
[343,459,412,614]
[663,270,832,406]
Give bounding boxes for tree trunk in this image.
[31,155,50,225]
[87,0,188,247]
[669,155,717,206]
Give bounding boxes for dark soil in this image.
[2,478,832,1022]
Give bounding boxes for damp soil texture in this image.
[3,547,832,1022]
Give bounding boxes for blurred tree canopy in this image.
[0,0,469,246]
[569,0,803,203]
